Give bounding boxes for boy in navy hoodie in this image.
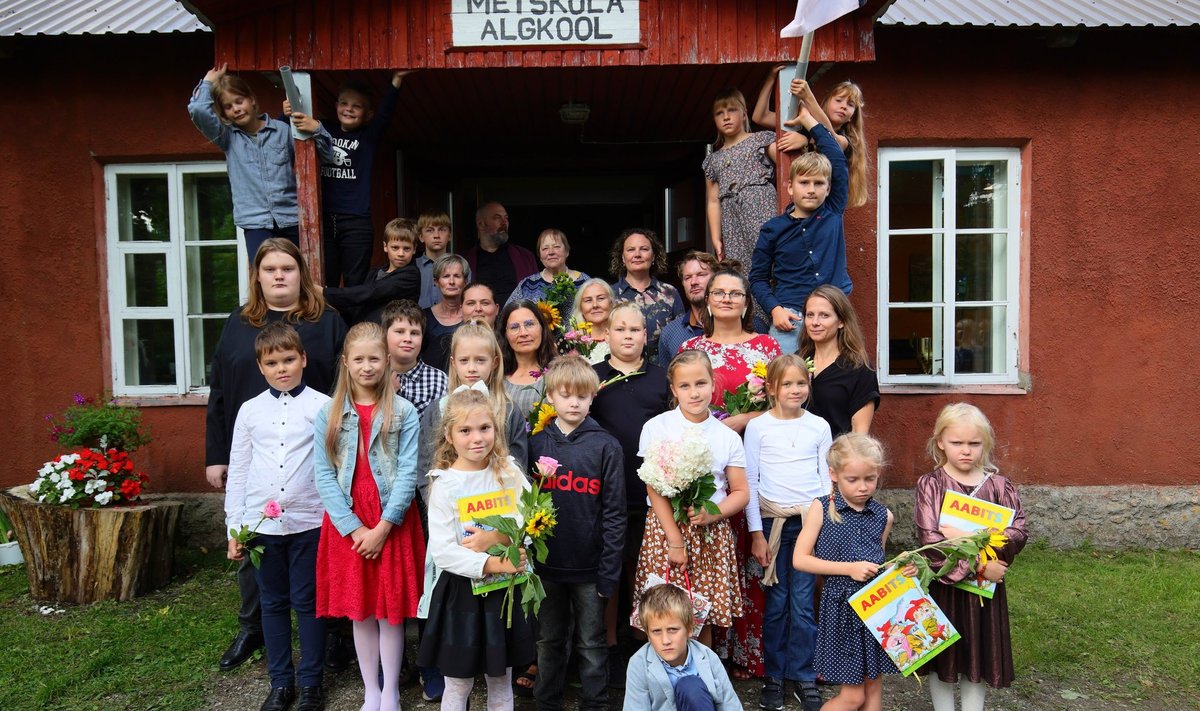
[531,355,627,711]
[323,218,421,326]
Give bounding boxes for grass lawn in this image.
[0,548,239,710]
[0,544,1197,710]
[1007,543,1200,707]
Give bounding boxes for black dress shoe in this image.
[295,686,325,711]
[219,630,265,671]
[260,685,295,711]
[323,633,352,672]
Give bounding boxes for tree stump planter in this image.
[0,487,183,604]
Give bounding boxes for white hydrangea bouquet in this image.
[637,427,718,525]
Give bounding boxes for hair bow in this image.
[452,381,490,395]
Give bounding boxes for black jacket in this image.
[324,263,420,325]
[530,417,626,596]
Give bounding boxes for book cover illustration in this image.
[848,565,960,676]
[938,489,1016,599]
[457,488,530,595]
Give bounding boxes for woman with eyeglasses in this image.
[682,266,780,683]
[498,299,558,420]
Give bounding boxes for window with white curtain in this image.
[105,163,247,396]
[876,148,1021,386]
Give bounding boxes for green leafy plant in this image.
[46,393,150,452]
[0,511,14,543]
[474,458,561,626]
[884,529,1008,592]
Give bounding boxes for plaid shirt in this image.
[393,360,448,415]
[612,276,684,361]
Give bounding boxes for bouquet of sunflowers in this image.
[472,457,561,626]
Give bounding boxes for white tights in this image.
[441,669,513,711]
[353,619,406,711]
[929,675,987,711]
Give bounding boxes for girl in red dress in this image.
[314,322,425,711]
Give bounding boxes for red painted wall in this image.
[0,33,224,493]
[826,26,1200,486]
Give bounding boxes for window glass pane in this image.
[954,306,1007,375]
[887,307,944,376]
[187,317,227,388]
[955,233,1008,302]
[186,245,241,313]
[184,173,237,242]
[116,175,170,242]
[956,160,1009,229]
[124,253,169,307]
[888,234,942,303]
[122,319,176,386]
[888,160,943,230]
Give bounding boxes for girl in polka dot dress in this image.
[793,433,912,711]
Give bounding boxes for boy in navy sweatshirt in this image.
[321,71,408,287]
[531,355,627,711]
[749,101,852,353]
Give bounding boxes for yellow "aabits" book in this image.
[939,490,1015,599]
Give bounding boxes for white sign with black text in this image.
[451,0,640,47]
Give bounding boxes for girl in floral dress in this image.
[314,322,424,711]
[683,268,781,679]
[634,349,748,647]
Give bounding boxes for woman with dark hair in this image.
[609,227,683,360]
[498,299,557,419]
[205,238,348,672]
[681,266,780,682]
[797,284,879,438]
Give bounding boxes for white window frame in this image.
[876,147,1022,388]
[105,162,248,397]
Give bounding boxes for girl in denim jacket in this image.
[314,322,423,711]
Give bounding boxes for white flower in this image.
[59,488,74,504]
[637,427,714,498]
[94,491,113,506]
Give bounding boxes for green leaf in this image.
[507,546,521,568]
[703,500,720,516]
[534,539,548,563]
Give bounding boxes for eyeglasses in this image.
[711,290,747,301]
[507,320,539,333]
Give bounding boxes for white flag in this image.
[781,0,862,38]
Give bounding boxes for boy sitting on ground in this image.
[624,584,741,711]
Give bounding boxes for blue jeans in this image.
[323,213,375,287]
[243,224,300,260]
[767,307,803,354]
[674,674,716,711]
[534,581,608,711]
[254,528,327,688]
[763,516,817,682]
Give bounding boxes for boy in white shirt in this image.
[225,322,332,711]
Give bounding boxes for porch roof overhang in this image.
[182,0,891,72]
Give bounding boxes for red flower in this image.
[120,479,142,498]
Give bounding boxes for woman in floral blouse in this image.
[609,227,683,361]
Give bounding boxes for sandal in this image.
[731,666,753,681]
[513,664,537,697]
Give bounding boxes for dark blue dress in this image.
[812,491,900,684]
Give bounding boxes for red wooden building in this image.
[1,0,1197,504]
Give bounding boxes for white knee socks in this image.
[484,669,514,711]
[378,621,405,711]
[928,675,988,711]
[441,676,474,711]
[929,676,957,711]
[353,620,382,711]
[961,679,987,711]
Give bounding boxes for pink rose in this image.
[536,456,561,478]
[263,500,282,519]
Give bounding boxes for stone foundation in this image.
[876,485,1200,550]
[158,486,1200,553]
